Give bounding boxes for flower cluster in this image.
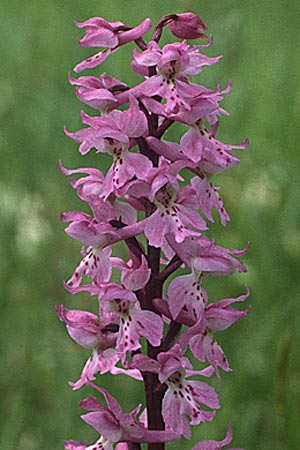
[58,12,249,450]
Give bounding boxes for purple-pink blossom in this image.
[80,384,179,444]
[132,40,222,115]
[74,17,152,72]
[99,284,164,362]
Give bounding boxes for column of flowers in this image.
[57,12,249,450]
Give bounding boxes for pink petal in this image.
[64,440,87,450]
[118,18,152,45]
[82,411,121,442]
[134,309,163,347]
[180,128,204,162]
[144,209,169,247]
[74,49,113,73]
[121,97,148,137]
[193,256,234,275]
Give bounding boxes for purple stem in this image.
[153,118,175,139]
[158,254,182,282]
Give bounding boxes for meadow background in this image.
[1,0,299,449]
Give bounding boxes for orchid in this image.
[99,283,164,362]
[56,305,118,389]
[157,345,219,438]
[132,40,222,115]
[80,384,179,444]
[58,11,249,450]
[74,17,152,72]
[68,73,126,113]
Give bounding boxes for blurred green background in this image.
[1,0,299,449]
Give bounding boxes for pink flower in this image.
[146,131,248,176]
[65,96,148,153]
[133,345,218,438]
[179,287,250,377]
[190,176,230,226]
[158,346,219,438]
[142,159,207,247]
[120,254,151,291]
[99,284,164,362]
[132,40,222,114]
[80,384,179,443]
[191,424,242,450]
[68,73,119,112]
[59,160,105,199]
[180,121,249,172]
[167,272,207,322]
[67,246,114,289]
[141,81,230,125]
[65,97,152,199]
[167,235,248,275]
[56,305,119,389]
[60,210,119,289]
[60,211,120,247]
[59,161,137,227]
[74,18,152,72]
